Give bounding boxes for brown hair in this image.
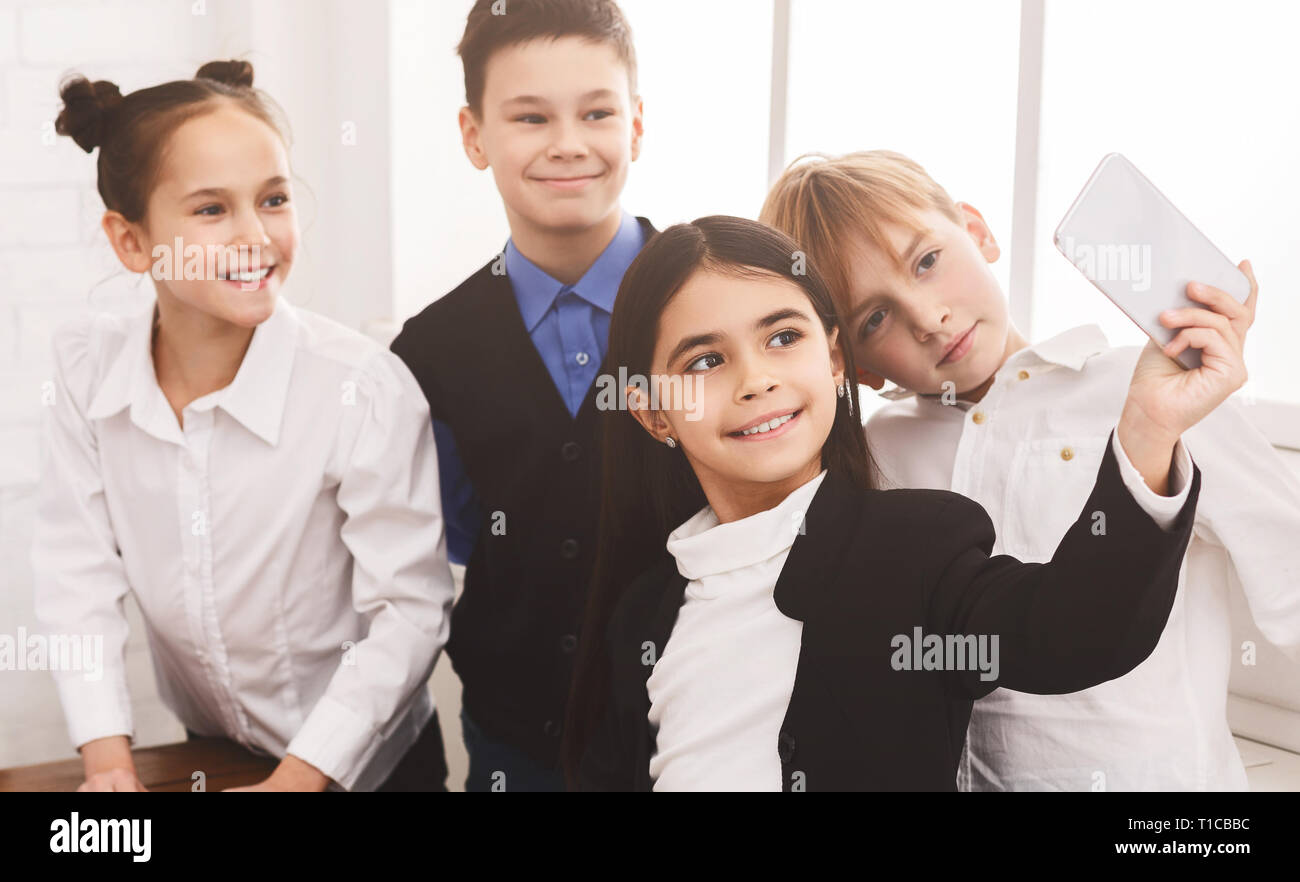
[55,60,289,224]
[457,0,637,117]
[760,150,963,317]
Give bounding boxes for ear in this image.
[827,326,845,387]
[855,367,887,391]
[101,211,154,274]
[956,202,1000,263]
[629,95,645,162]
[625,384,674,444]
[459,106,490,171]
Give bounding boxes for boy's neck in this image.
[505,206,625,287]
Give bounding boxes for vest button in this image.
[971,411,986,425]
[561,440,582,462]
[560,538,580,559]
[777,730,796,763]
[560,633,579,654]
[543,719,562,738]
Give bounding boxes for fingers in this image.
[1163,326,1247,385]
[1160,305,1236,345]
[1238,259,1259,313]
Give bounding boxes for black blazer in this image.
[578,429,1201,791]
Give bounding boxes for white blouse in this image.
[32,295,455,791]
[866,323,1296,791]
[648,469,827,791]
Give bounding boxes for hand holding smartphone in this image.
[1054,153,1253,370]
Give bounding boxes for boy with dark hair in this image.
[391,0,653,792]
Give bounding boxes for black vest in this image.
[391,218,656,767]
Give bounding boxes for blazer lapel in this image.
[773,468,864,623]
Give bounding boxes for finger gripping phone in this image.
[1053,152,1251,370]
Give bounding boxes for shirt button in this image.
[971,411,986,425]
[560,538,580,559]
[1060,446,1074,461]
[561,440,582,462]
[1017,369,1030,380]
[777,730,797,764]
[560,634,578,654]
[543,719,562,738]
[575,351,590,366]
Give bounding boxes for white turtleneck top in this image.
[647,469,828,792]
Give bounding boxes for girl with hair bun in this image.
[34,61,456,792]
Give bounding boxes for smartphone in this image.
[1053,152,1250,370]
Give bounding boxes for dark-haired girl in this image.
[33,62,455,791]
[564,216,1245,791]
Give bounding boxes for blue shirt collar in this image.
[504,210,646,332]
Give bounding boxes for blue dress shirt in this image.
[433,211,648,564]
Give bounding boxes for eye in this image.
[684,352,722,372]
[263,193,289,208]
[859,308,888,341]
[917,249,940,273]
[515,114,546,124]
[769,328,803,348]
[584,109,614,121]
[195,204,223,216]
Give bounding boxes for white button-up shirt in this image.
[32,295,455,791]
[866,324,1300,791]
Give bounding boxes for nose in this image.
[547,118,588,161]
[734,352,780,402]
[910,299,952,344]
[227,206,272,265]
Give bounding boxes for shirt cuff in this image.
[1110,429,1192,532]
[285,694,382,791]
[53,671,135,751]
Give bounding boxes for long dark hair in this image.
[562,215,881,786]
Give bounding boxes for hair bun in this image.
[54,76,124,153]
[195,59,255,89]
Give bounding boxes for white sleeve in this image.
[284,350,455,790]
[1181,398,1300,661]
[1110,427,1193,531]
[31,318,135,749]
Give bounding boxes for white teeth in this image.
[739,411,796,436]
[224,267,271,282]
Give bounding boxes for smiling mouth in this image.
[532,172,603,188]
[218,266,273,283]
[727,409,802,439]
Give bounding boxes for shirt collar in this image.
[666,469,828,584]
[504,210,646,332]
[879,323,1111,404]
[86,295,300,447]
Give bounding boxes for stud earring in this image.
[665,436,677,448]
[837,383,846,398]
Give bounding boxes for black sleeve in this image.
[925,428,1200,699]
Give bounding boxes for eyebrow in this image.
[501,89,619,108]
[183,176,289,201]
[845,228,932,323]
[666,306,812,368]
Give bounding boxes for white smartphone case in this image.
[1053,152,1250,370]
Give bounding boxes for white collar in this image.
[86,295,300,446]
[666,469,828,583]
[879,324,1111,404]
